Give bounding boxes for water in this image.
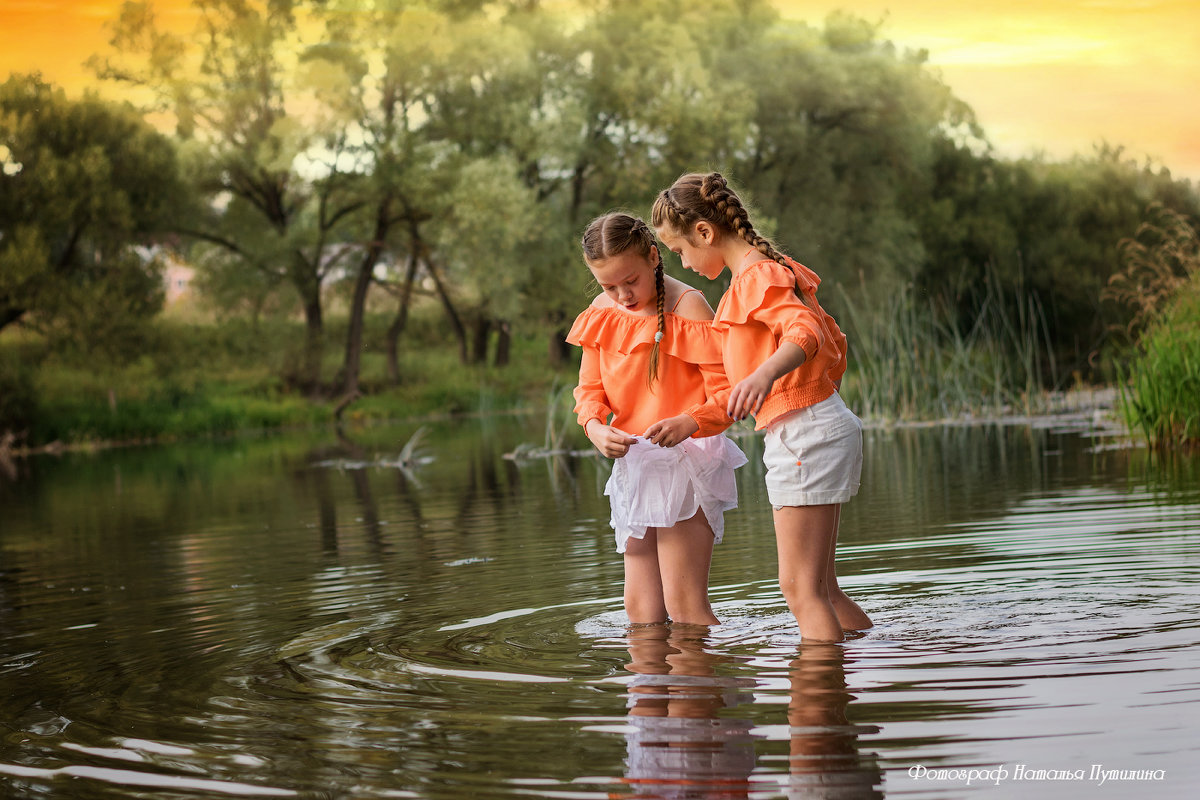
[2,415,1198,798]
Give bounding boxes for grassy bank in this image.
[2,290,1135,455]
[0,312,566,452]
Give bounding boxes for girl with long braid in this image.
[652,173,872,642]
[568,212,747,626]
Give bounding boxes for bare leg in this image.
[655,509,720,626]
[623,530,668,624]
[826,505,873,630]
[774,504,844,642]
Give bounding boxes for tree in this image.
[91,0,364,393]
[914,142,1200,382]
[729,12,976,290]
[0,74,182,355]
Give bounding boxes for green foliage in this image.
[5,1,1197,445]
[3,308,568,447]
[915,142,1200,381]
[0,74,183,349]
[0,348,38,436]
[1104,202,1200,343]
[1118,272,1200,450]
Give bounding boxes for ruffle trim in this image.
[566,305,722,362]
[712,258,820,331]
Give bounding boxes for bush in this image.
[1119,275,1200,448]
[0,351,38,436]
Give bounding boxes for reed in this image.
[1117,277,1200,449]
[837,266,1059,421]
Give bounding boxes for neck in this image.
[722,240,763,277]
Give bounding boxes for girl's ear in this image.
[694,220,717,245]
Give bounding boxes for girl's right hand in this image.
[585,420,637,458]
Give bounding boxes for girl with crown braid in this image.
[652,173,871,642]
[567,212,747,627]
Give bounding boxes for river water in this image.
[2,413,1198,798]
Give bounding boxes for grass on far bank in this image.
[3,282,1142,453]
[0,311,567,451]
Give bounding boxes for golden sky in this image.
[2,0,1198,180]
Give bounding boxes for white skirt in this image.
[605,434,748,553]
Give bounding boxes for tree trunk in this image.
[426,258,469,364]
[385,250,420,385]
[300,291,324,396]
[337,196,392,398]
[0,307,26,334]
[547,329,571,366]
[494,321,511,367]
[471,314,491,365]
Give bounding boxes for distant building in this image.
[163,257,195,305]
[134,245,196,305]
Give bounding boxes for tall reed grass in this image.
[836,267,1059,421]
[1117,276,1200,449]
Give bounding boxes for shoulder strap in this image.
[669,287,701,312]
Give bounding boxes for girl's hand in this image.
[727,368,775,421]
[644,414,699,448]
[585,420,637,458]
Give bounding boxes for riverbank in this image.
[0,384,1130,463]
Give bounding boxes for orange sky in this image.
[2,0,1198,180]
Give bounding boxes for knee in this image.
[778,576,827,609]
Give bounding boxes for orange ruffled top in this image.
[712,257,848,430]
[566,304,734,438]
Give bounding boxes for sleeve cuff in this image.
[782,332,820,362]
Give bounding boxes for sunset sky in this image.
[2,0,1198,180]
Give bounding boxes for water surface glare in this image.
[2,417,1198,798]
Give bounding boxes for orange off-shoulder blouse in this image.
[712,258,848,429]
[566,303,734,438]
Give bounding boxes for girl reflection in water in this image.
[622,624,757,796]
[568,213,747,626]
[621,628,883,798]
[787,645,883,799]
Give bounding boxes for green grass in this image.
[1,311,569,449]
[1118,274,1200,449]
[836,272,1060,422]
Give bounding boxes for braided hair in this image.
[652,172,818,313]
[581,212,667,387]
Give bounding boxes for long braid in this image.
[698,173,788,265]
[648,253,665,387]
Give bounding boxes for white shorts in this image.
[605,433,748,553]
[763,393,862,507]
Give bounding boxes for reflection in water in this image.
[2,419,1200,798]
[787,644,882,799]
[618,627,883,799]
[622,624,757,797]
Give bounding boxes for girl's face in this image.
[587,249,659,315]
[655,223,724,280]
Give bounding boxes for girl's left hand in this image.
[728,369,774,420]
[644,414,699,447]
